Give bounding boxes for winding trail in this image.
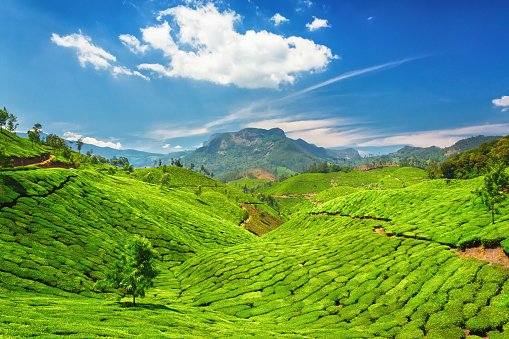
[30,154,55,166]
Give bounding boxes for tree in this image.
[77,138,84,154]
[45,134,67,149]
[0,107,8,129]
[107,235,159,305]
[27,130,40,146]
[6,113,18,132]
[33,123,42,133]
[475,163,509,224]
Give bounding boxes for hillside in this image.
[2,128,509,338]
[0,129,50,159]
[436,135,509,179]
[182,128,360,179]
[390,135,501,162]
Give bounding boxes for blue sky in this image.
[1,0,508,153]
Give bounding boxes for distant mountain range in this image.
[388,135,501,162]
[15,131,502,177]
[181,128,361,179]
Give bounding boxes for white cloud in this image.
[367,16,374,21]
[133,3,335,88]
[51,32,115,69]
[358,123,509,148]
[271,13,289,26]
[119,34,149,54]
[493,96,509,112]
[306,16,330,31]
[162,143,171,149]
[174,145,183,150]
[63,131,122,149]
[51,32,148,80]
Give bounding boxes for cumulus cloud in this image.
[493,95,509,112]
[306,16,330,31]
[51,32,148,80]
[271,13,289,26]
[132,3,335,88]
[119,34,149,54]
[64,131,122,149]
[162,143,171,149]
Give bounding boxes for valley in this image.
[1,130,509,338]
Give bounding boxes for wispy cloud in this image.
[358,123,509,148]
[51,32,148,80]
[142,58,425,147]
[281,57,423,101]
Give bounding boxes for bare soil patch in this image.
[453,247,509,267]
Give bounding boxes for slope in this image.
[0,129,50,159]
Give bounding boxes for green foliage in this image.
[45,134,68,149]
[475,163,509,224]
[261,167,427,195]
[438,136,509,179]
[0,107,8,129]
[2,144,509,337]
[304,161,352,173]
[0,129,49,159]
[107,236,159,305]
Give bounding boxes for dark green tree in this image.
[6,113,18,132]
[45,134,67,149]
[475,163,509,224]
[0,107,8,129]
[107,235,159,305]
[77,138,84,154]
[27,130,40,146]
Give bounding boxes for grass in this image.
[314,176,509,252]
[0,129,50,158]
[1,159,509,337]
[259,167,427,196]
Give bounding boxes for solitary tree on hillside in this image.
[107,235,159,305]
[33,123,42,133]
[475,163,509,224]
[77,138,84,154]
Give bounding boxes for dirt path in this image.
[30,154,55,166]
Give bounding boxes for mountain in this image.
[390,135,502,162]
[182,128,360,179]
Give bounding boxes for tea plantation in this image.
[1,161,509,337]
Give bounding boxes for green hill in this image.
[0,129,49,159]
[260,167,427,196]
[2,135,509,337]
[389,135,501,163]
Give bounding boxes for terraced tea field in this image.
[1,166,509,338]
